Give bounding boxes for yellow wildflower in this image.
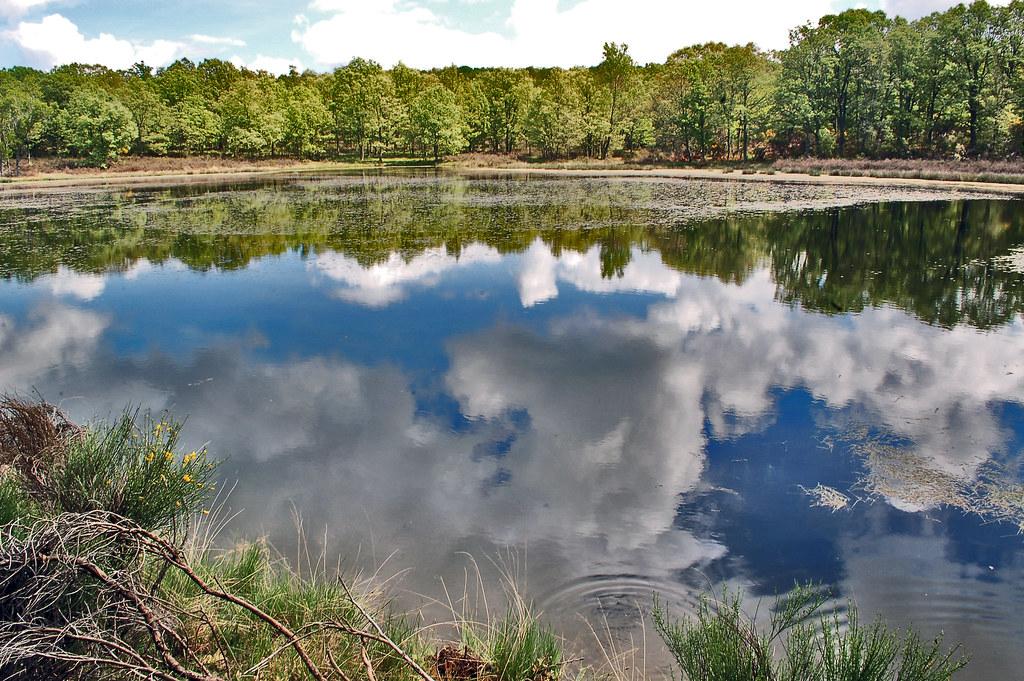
[183,451,197,465]
[164,451,174,462]
[145,451,155,463]
[182,474,193,483]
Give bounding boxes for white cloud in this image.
[293,0,844,68]
[229,53,304,75]
[189,33,246,48]
[44,266,106,301]
[0,304,107,390]
[0,0,60,18]
[6,14,183,69]
[518,239,682,306]
[311,243,502,306]
[880,0,1009,20]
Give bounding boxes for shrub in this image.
[49,410,216,532]
[0,397,216,533]
[653,585,967,681]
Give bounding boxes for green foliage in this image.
[154,539,426,681]
[55,88,137,166]
[170,94,221,154]
[283,83,331,158]
[477,68,533,153]
[46,411,217,532]
[327,58,407,160]
[595,42,638,158]
[461,601,564,681]
[0,78,48,175]
[410,84,467,160]
[653,585,967,681]
[526,70,585,158]
[117,75,171,155]
[221,78,286,158]
[0,476,33,527]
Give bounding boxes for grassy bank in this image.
[0,399,967,680]
[451,152,1024,186]
[7,153,1024,193]
[770,158,1024,185]
[0,156,441,192]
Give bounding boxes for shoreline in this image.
[1,160,1024,196]
[0,161,432,194]
[448,164,1024,196]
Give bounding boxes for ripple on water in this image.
[526,571,850,641]
[535,573,705,630]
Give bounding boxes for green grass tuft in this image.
[653,585,967,681]
[458,598,564,681]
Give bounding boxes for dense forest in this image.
[5,0,1024,171]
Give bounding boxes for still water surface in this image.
[1,172,1023,677]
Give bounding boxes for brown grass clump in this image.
[772,157,1024,184]
[434,645,493,681]
[0,397,81,499]
[6,155,315,178]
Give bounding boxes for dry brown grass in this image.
[772,158,1024,184]
[6,156,320,178]
[0,397,81,500]
[800,484,851,512]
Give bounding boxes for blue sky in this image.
[0,0,986,74]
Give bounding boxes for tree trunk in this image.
[742,116,748,161]
[968,88,979,154]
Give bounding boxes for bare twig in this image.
[339,577,439,681]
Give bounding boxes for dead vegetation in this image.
[799,484,852,512]
[772,158,1024,185]
[2,156,318,179]
[434,646,492,681]
[827,429,1024,533]
[0,397,83,498]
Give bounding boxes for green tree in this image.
[525,70,584,158]
[409,84,467,161]
[569,68,609,158]
[326,58,399,160]
[779,10,890,158]
[0,79,48,175]
[478,69,533,153]
[56,88,137,167]
[594,42,638,158]
[118,73,171,155]
[220,78,285,158]
[939,1,999,154]
[169,96,220,154]
[283,84,330,158]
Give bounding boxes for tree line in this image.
[4,0,1024,171]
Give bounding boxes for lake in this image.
[1,170,1023,678]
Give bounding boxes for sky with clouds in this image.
[0,0,1004,75]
